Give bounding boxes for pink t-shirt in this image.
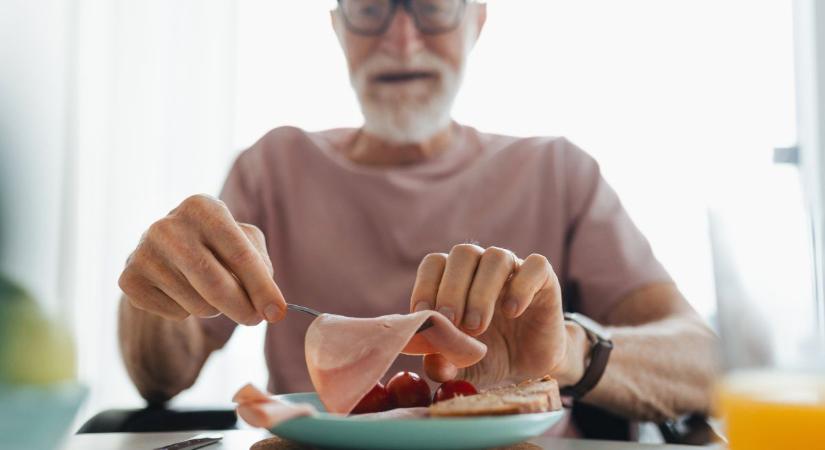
[201,123,670,396]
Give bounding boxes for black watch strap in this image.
[560,312,613,399]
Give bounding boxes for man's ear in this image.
[474,3,487,41]
[465,2,487,50]
[331,8,345,49]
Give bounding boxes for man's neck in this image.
[346,124,455,167]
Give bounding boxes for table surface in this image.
[65,430,719,450]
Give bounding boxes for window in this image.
[62,0,799,422]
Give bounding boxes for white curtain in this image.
[62,0,799,424]
[67,0,252,422]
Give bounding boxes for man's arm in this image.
[411,246,716,424]
[116,195,286,403]
[118,296,221,403]
[580,283,718,422]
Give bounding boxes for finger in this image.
[140,256,221,318]
[435,244,484,325]
[120,273,188,321]
[238,223,286,323]
[503,253,555,318]
[410,253,448,312]
[174,243,263,326]
[239,223,274,276]
[144,217,263,325]
[463,247,517,334]
[198,207,286,322]
[423,354,458,383]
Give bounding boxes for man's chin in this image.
[355,79,459,144]
[361,107,452,145]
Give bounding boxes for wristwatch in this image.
[560,312,613,399]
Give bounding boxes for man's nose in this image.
[379,7,425,59]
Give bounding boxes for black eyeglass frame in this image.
[337,0,468,36]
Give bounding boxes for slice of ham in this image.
[233,384,316,428]
[305,310,487,414]
[234,383,427,428]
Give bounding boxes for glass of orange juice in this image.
[710,193,825,450]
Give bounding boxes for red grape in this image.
[433,379,478,403]
[351,382,393,414]
[386,371,431,408]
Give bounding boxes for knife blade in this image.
[153,433,223,450]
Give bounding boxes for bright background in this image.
[0,0,808,427]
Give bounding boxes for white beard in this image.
[350,50,464,145]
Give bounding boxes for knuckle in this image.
[128,292,163,317]
[228,247,259,267]
[420,252,447,268]
[238,222,261,235]
[202,273,236,300]
[190,302,219,318]
[527,253,552,270]
[193,252,216,274]
[178,194,223,218]
[125,245,151,270]
[450,243,484,258]
[146,217,177,241]
[239,223,266,244]
[484,246,513,264]
[127,295,150,312]
[118,269,141,296]
[183,193,215,209]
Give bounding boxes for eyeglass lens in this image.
[340,0,464,35]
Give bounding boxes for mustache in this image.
[353,52,452,82]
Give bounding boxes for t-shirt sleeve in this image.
[563,142,672,322]
[197,151,261,348]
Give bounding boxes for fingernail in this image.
[438,307,455,323]
[464,310,481,330]
[503,298,519,317]
[413,302,431,312]
[264,304,281,322]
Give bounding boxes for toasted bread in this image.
[428,375,561,417]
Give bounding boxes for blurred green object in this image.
[0,274,76,384]
[0,274,86,449]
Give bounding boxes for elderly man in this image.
[118,0,715,436]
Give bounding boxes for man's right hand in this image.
[118,194,286,325]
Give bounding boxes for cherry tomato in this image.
[351,382,393,414]
[433,380,478,403]
[386,371,432,408]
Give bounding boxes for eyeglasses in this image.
[338,0,467,36]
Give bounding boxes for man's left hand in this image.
[410,244,588,387]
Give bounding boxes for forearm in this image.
[118,296,213,403]
[581,313,717,421]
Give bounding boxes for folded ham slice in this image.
[233,384,316,428]
[305,310,487,414]
[233,310,486,427]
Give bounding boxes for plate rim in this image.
[272,391,565,424]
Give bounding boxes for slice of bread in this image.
[428,375,561,417]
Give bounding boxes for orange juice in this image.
[718,371,825,450]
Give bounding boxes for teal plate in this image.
[270,392,564,450]
[0,382,88,450]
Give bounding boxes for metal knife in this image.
[153,433,223,450]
